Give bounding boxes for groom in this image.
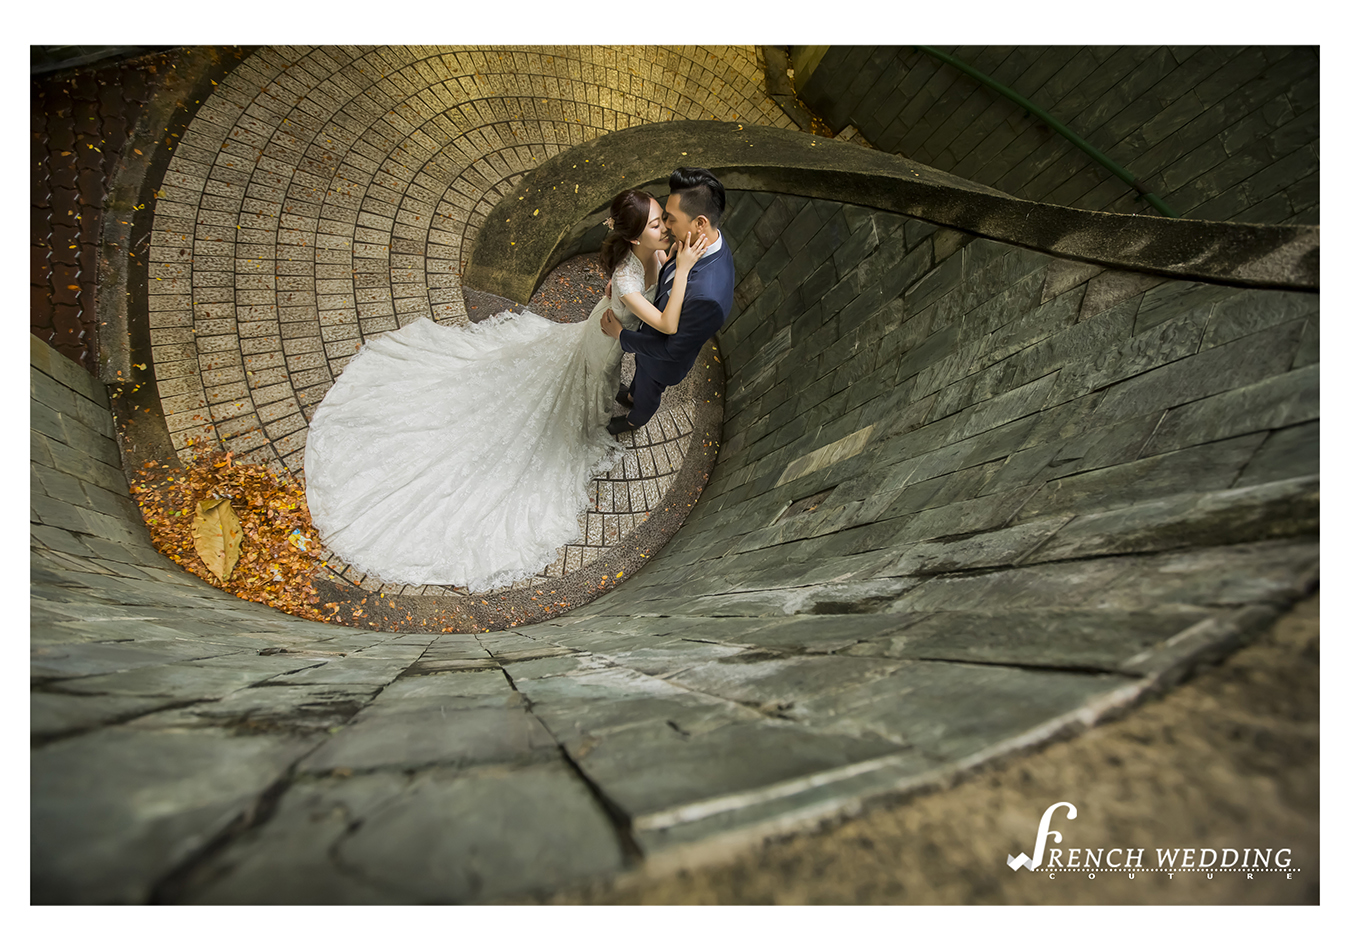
[600,166,735,435]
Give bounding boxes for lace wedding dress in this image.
[304,252,652,591]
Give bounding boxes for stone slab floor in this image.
[542,595,1319,904]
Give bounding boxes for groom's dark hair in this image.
[668,167,725,227]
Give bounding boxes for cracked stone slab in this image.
[632,743,941,860]
[405,637,502,673]
[181,771,414,905]
[30,638,246,680]
[477,634,581,663]
[509,664,762,741]
[493,653,612,680]
[878,516,1074,576]
[330,761,627,903]
[522,629,749,677]
[32,726,319,903]
[262,655,415,687]
[663,577,923,618]
[341,644,427,661]
[31,691,180,740]
[300,699,556,774]
[887,540,1318,613]
[122,683,379,732]
[47,652,341,698]
[376,669,517,704]
[565,716,907,822]
[1118,604,1283,687]
[404,657,503,674]
[419,637,500,660]
[653,615,918,655]
[1090,540,1319,608]
[838,606,1217,672]
[1024,477,1319,563]
[662,654,911,712]
[786,660,1140,761]
[30,618,202,645]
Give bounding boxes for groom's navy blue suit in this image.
[618,236,734,427]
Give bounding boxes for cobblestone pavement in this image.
[125,45,788,606]
[140,45,789,470]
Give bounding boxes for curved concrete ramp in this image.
[31,49,1317,904]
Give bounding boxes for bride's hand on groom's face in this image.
[675,230,709,272]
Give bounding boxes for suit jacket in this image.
[618,237,734,386]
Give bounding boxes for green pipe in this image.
[914,45,1180,218]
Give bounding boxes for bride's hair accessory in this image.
[604,216,615,229]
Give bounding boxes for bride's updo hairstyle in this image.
[599,188,656,277]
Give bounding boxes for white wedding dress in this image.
[304,252,652,591]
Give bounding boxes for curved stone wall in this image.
[31,191,1318,902]
[31,47,1318,904]
[464,122,1317,308]
[610,190,1318,620]
[796,45,1319,226]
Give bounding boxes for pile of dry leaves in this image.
[129,451,336,622]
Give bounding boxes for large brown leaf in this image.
[192,497,242,581]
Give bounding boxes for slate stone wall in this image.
[574,191,1318,620]
[798,46,1319,225]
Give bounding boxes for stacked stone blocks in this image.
[800,46,1318,225]
[31,53,165,371]
[599,191,1317,623]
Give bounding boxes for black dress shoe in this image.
[615,385,634,407]
[607,415,640,435]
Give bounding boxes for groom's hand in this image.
[600,309,622,339]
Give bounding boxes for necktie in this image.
[658,257,677,306]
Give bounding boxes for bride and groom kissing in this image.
[598,166,735,435]
[304,167,735,593]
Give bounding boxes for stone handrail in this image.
[463,121,1318,305]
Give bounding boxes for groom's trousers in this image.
[626,363,668,428]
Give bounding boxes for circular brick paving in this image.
[141,45,786,604]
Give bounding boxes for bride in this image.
[303,188,708,591]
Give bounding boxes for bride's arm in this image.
[619,234,707,335]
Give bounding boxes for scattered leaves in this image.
[130,451,331,621]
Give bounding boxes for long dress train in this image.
[304,252,651,590]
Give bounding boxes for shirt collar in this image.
[664,232,723,282]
